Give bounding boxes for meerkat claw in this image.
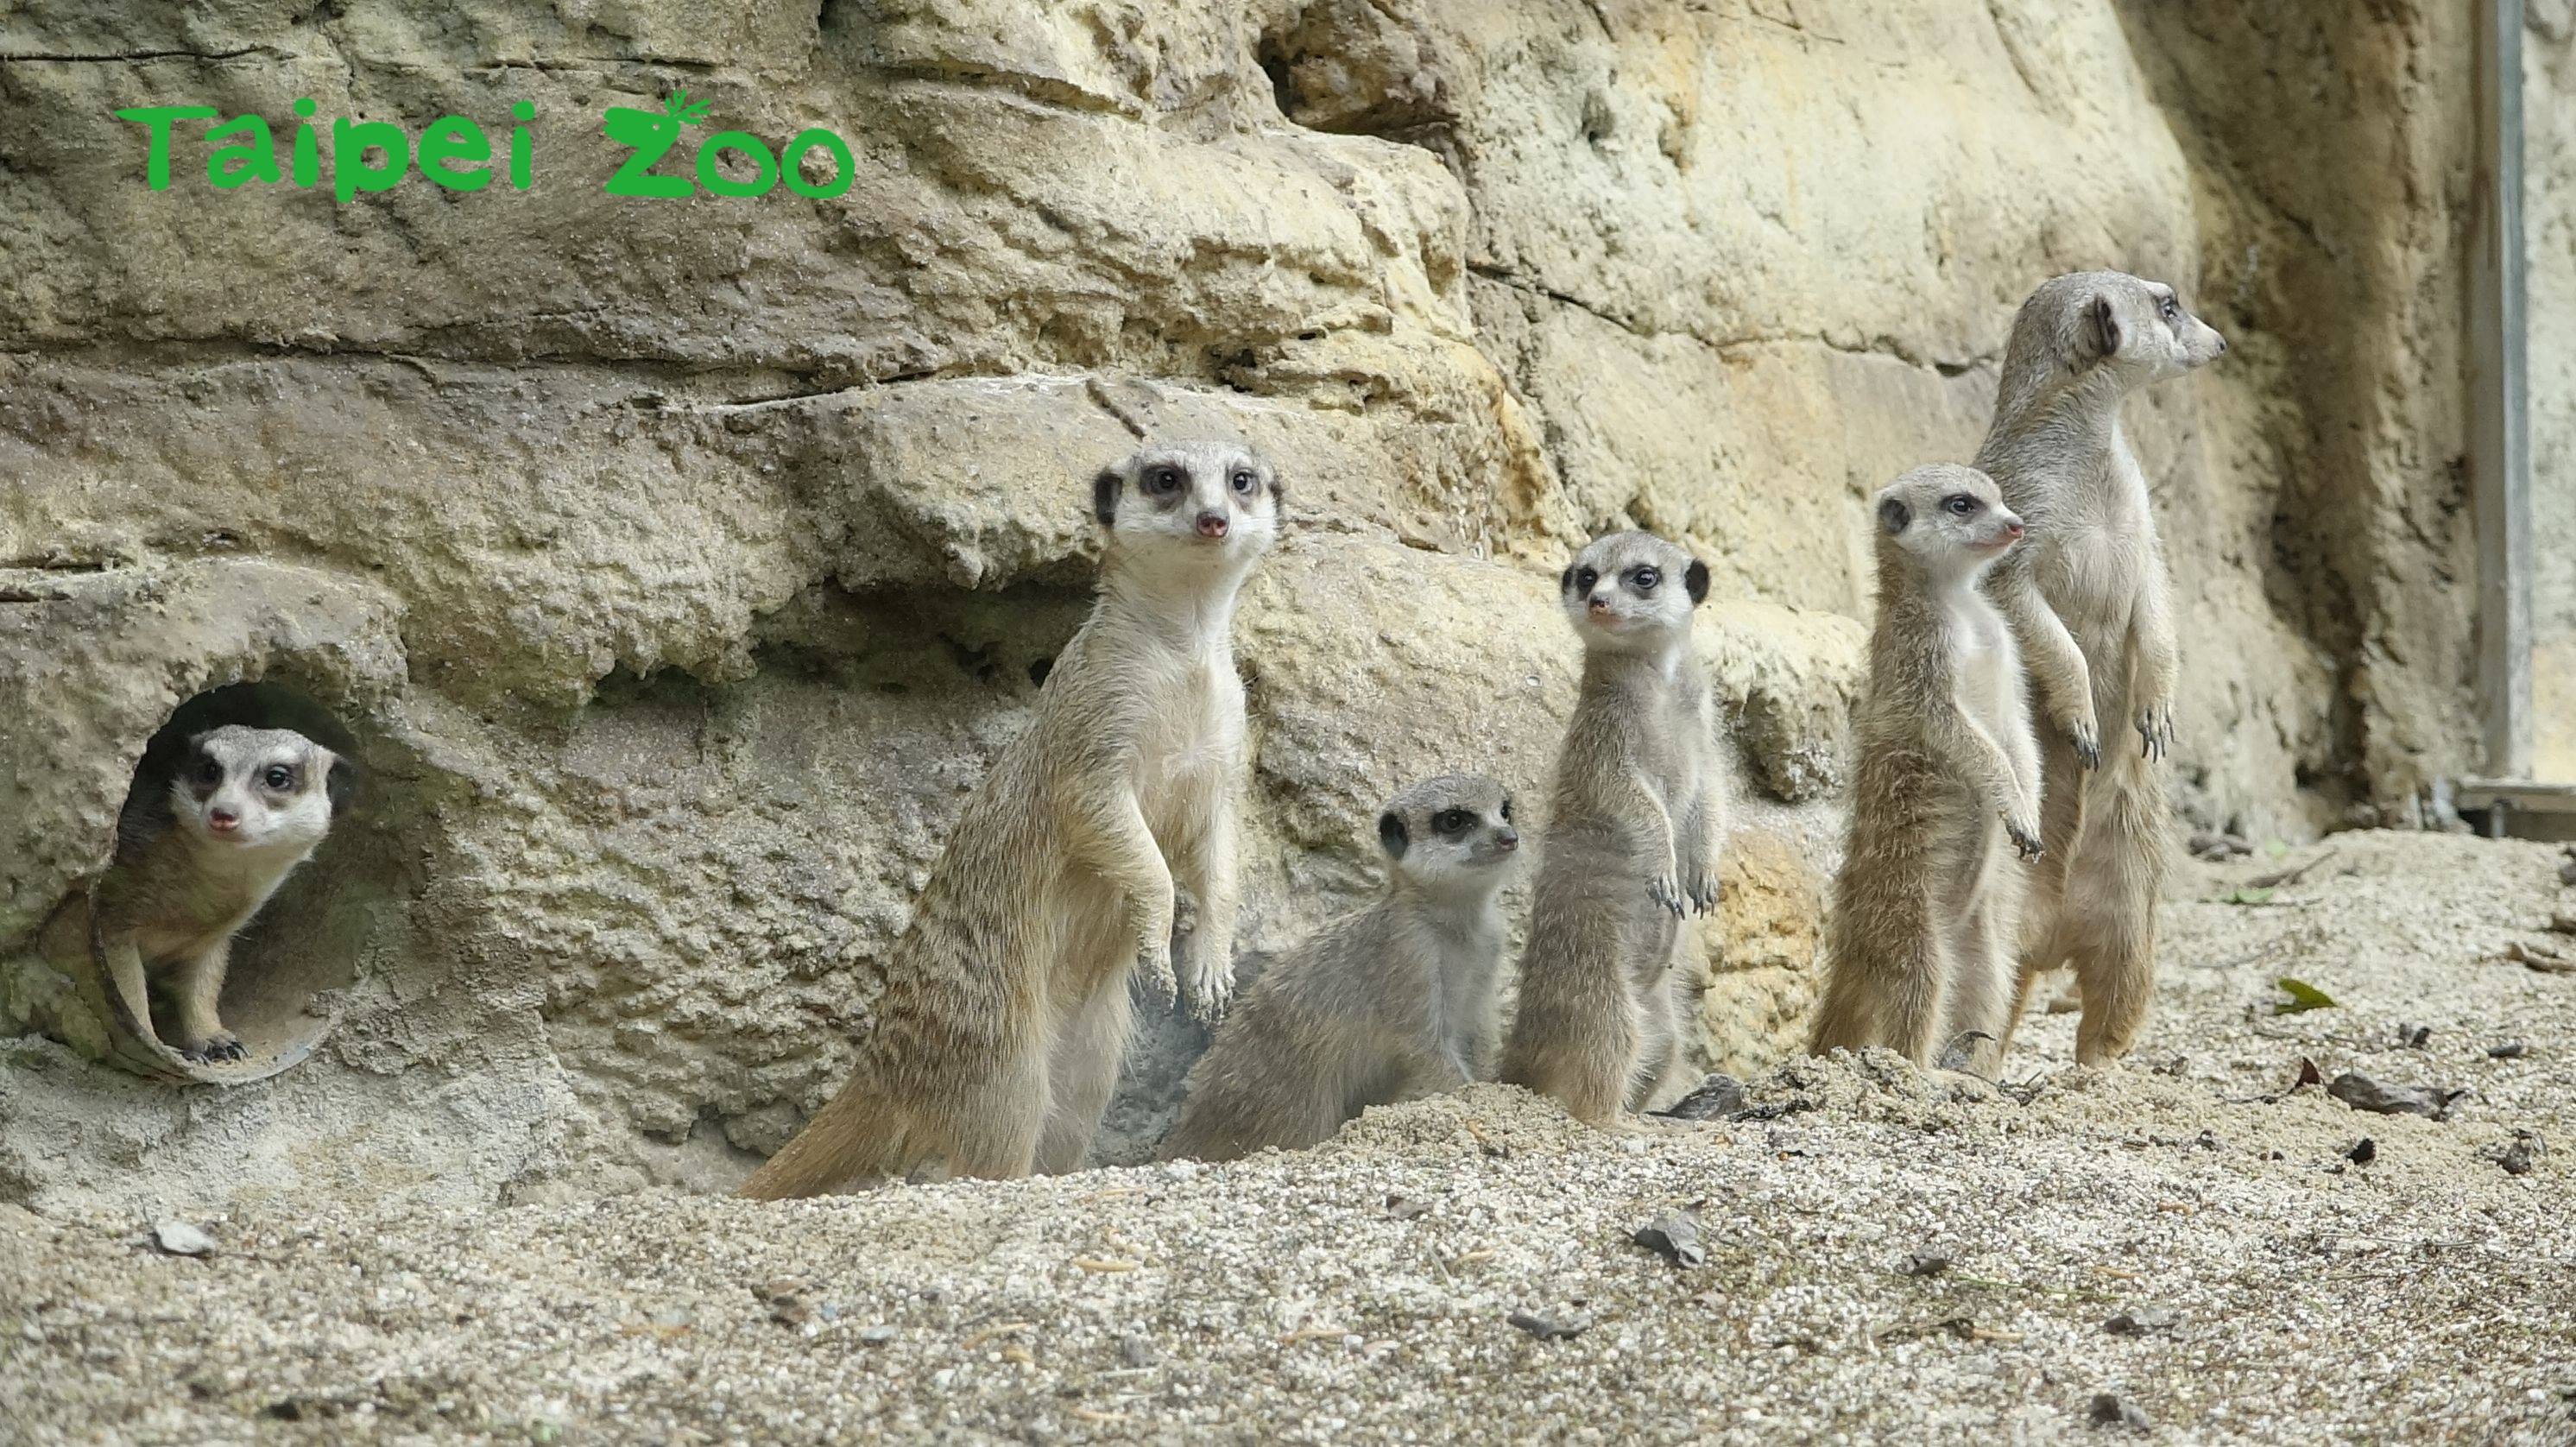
[1688,875,1722,914]
[2068,719,2102,769]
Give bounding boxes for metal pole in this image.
[2474,0,2534,780]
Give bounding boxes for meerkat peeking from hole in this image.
[83,724,349,1067]
[737,442,1282,1199]
[1973,270,2226,1065]
[1500,530,1727,1124]
[1809,465,2042,1075]
[1161,774,1521,1162]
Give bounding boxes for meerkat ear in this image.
[1268,466,1288,529]
[1684,559,1710,605]
[1377,811,1409,859]
[324,750,359,818]
[1092,468,1122,528]
[2080,294,2121,363]
[1877,496,1911,534]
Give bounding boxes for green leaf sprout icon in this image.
[602,90,715,196]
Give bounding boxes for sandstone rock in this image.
[0,0,2494,1212]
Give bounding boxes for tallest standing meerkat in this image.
[738,442,1281,1199]
[1974,270,2226,1064]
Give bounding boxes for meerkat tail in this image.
[734,1081,925,1200]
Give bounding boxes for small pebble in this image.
[1899,1251,1952,1278]
[151,1223,216,1258]
[2105,1304,2181,1335]
[858,1325,897,1346]
[1632,1210,1706,1268]
[1507,1310,1591,1342]
[2088,1393,2151,1431]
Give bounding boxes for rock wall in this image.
[0,0,2490,1213]
[2529,0,2576,781]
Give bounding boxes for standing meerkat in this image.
[1499,531,1724,1124]
[737,441,1281,1199]
[53,724,348,1071]
[1974,270,2226,1064]
[1161,774,1522,1161]
[1809,465,2042,1074]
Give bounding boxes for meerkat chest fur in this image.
[1559,655,1704,835]
[1092,611,1245,836]
[2016,423,2154,651]
[1941,583,2022,736]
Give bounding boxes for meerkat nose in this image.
[208,809,241,832]
[2003,519,2026,539]
[1497,829,1520,850]
[1587,597,1611,614]
[1194,512,1229,539]
[2213,332,2229,354]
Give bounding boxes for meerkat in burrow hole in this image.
[737,441,1281,1198]
[1973,270,2226,1065]
[1809,465,2043,1075]
[1161,774,1522,1161]
[69,724,350,1070]
[1499,530,1726,1124]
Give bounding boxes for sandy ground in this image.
[3,830,2573,1445]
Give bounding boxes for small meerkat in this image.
[1973,271,2226,1065]
[1161,774,1522,1162]
[73,725,347,1067]
[737,441,1282,1199]
[1499,531,1725,1124]
[1809,465,2042,1074]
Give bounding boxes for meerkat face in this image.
[167,725,341,853]
[1557,530,1710,654]
[2030,269,2228,382]
[1875,464,2023,578]
[1091,442,1284,566]
[1375,774,1520,896]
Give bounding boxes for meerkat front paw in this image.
[2136,705,2175,761]
[180,1031,248,1064]
[1133,939,1178,1008]
[2005,814,2044,862]
[1686,873,1723,915]
[1184,955,1234,1026]
[1647,873,1688,917]
[2061,711,2103,769]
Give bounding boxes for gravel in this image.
[3,831,2573,1444]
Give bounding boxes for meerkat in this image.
[1809,465,2043,1074]
[1973,271,2226,1065]
[1161,774,1522,1161]
[736,441,1282,1199]
[59,724,348,1069]
[1499,531,1725,1124]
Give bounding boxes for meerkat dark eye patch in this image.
[1574,566,1599,594]
[1092,469,1121,528]
[1144,465,1184,497]
[1434,809,1473,834]
[1628,566,1660,591]
[2158,294,2180,323]
[1499,796,1513,821]
[262,763,297,791]
[1377,811,1409,859]
[1942,494,1978,516]
[1560,566,1575,595]
[1229,468,1258,496]
[1877,496,1911,534]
